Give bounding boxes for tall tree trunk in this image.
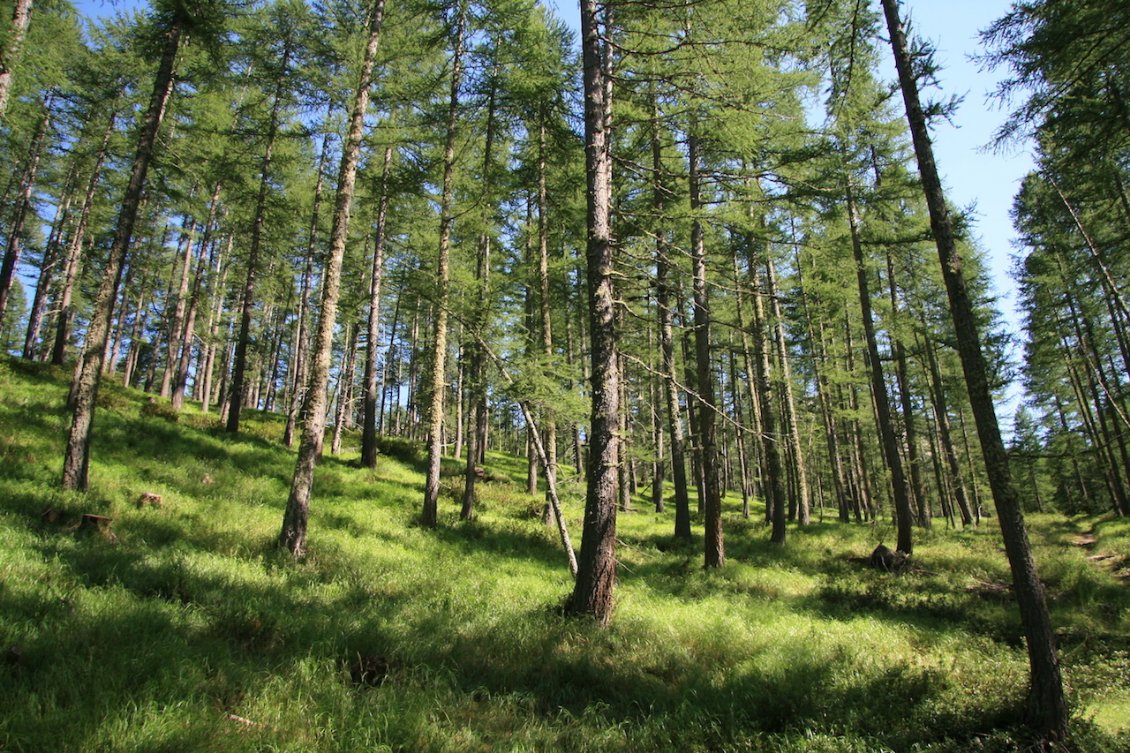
[765,249,809,525]
[279,0,385,557]
[885,250,929,527]
[201,237,230,414]
[652,108,691,538]
[0,0,32,119]
[688,134,723,567]
[172,181,223,410]
[567,0,619,624]
[463,78,498,519]
[0,100,50,326]
[361,142,393,467]
[796,248,849,521]
[53,112,115,366]
[228,36,295,433]
[882,0,1067,737]
[747,234,787,543]
[537,114,560,521]
[61,19,182,490]
[422,0,468,528]
[844,175,914,554]
[331,322,359,455]
[284,130,331,446]
[161,214,197,398]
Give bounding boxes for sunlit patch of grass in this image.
[1,357,1127,752]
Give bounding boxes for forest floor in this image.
[1,356,1128,752]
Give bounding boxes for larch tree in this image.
[279,0,387,557]
[881,0,1068,740]
[566,0,618,625]
[62,0,227,490]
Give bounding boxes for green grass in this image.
[1,356,1127,752]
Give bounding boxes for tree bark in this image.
[882,0,1067,738]
[172,181,223,410]
[279,0,385,557]
[688,134,724,568]
[52,112,115,366]
[422,0,468,528]
[844,175,913,554]
[0,100,50,326]
[651,108,691,539]
[61,20,182,490]
[228,35,295,433]
[765,250,810,526]
[566,0,619,625]
[0,0,32,119]
[361,143,392,467]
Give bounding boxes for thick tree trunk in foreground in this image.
[567,0,619,625]
[882,0,1067,739]
[61,20,183,491]
[0,0,32,119]
[280,0,385,557]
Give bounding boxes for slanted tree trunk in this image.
[23,162,77,359]
[0,100,50,326]
[920,332,975,526]
[61,19,183,490]
[422,0,468,528]
[882,0,1067,738]
[279,0,385,557]
[0,0,32,119]
[52,112,115,366]
[567,0,619,624]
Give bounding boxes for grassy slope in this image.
[0,357,1127,753]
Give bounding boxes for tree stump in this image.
[77,514,117,542]
[869,544,909,573]
[40,506,64,525]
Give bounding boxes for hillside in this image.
[1,358,1127,752]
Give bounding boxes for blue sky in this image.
[76,0,1033,328]
[73,0,1034,383]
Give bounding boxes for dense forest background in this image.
[0,0,1128,749]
